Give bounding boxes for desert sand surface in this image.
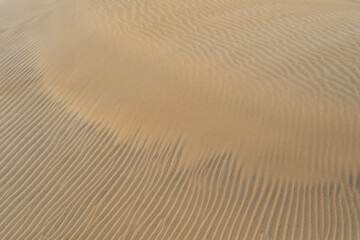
[1,0,360,239]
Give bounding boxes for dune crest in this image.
[35,0,360,175]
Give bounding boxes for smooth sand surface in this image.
[1,0,360,239]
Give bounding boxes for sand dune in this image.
[1,0,360,239]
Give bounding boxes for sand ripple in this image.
[1,0,360,239]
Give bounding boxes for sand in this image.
[0,0,360,239]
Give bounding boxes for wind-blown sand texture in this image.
[1,0,360,239]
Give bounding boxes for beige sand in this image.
[1,0,360,239]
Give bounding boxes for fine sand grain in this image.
[1,0,360,239]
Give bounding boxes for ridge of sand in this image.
[0,0,360,239]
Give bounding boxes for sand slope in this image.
[1,0,360,239]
